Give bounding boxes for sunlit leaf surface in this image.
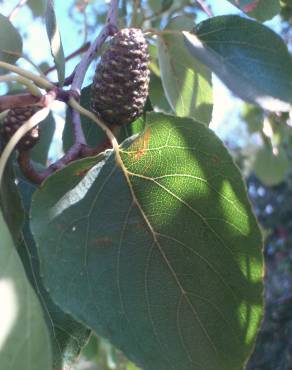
[31,113,263,370]
[158,16,213,125]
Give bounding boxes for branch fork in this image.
[0,0,120,185]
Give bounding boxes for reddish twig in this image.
[0,89,71,114]
[40,89,58,107]
[0,94,41,112]
[17,142,85,185]
[70,107,86,145]
[44,42,90,76]
[18,137,111,185]
[48,142,83,172]
[17,151,46,184]
[80,139,112,158]
[196,0,213,17]
[18,141,86,185]
[8,0,28,21]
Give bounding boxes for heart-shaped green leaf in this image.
[31,112,263,370]
[184,15,292,112]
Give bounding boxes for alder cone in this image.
[1,107,39,151]
[91,28,150,126]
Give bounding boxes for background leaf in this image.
[63,85,107,152]
[31,112,263,370]
[0,212,52,370]
[184,15,292,112]
[0,158,24,242]
[242,104,264,134]
[31,112,55,166]
[148,0,189,13]
[227,0,280,21]
[45,0,65,85]
[253,144,290,186]
[158,16,213,125]
[27,0,47,17]
[148,0,171,13]
[0,14,22,65]
[149,73,172,113]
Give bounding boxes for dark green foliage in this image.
[0,212,52,370]
[31,113,263,370]
[246,176,292,370]
[0,158,24,241]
